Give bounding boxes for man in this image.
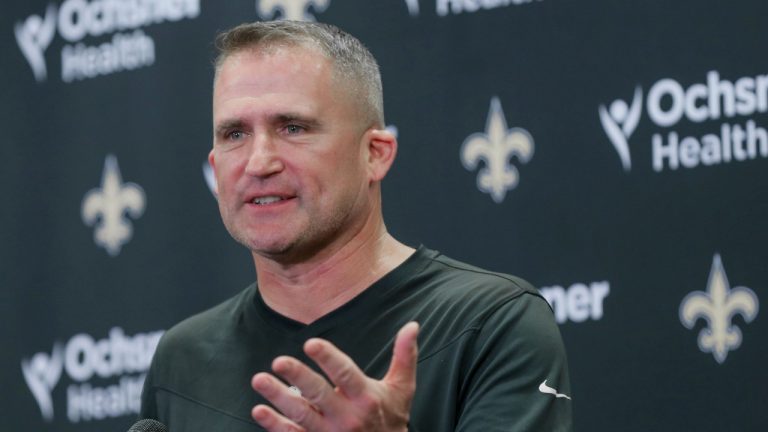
[140,21,572,431]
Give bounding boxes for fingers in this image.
[385,321,419,388]
[252,322,420,431]
[272,356,343,417]
[251,371,323,431]
[251,404,304,432]
[304,338,368,398]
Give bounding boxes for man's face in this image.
[210,45,374,262]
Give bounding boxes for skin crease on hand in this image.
[210,44,419,431]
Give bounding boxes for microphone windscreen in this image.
[128,419,168,432]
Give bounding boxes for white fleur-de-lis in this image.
[404,0,420,16]
[202,161,217,197]
[256,0,330,21]
[82,155,146,256]
[679,254,759,364]
[460,97,534,203]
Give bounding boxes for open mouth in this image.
[250,196,289,205]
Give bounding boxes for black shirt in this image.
[140,247,573,431]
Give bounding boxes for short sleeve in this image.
[456,292,573,432]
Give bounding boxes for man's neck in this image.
[252,220,415,325]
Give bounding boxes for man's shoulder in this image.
[418,249,540,303]
[432,253,535,289]
[142,285,260,417]
[405,249,548,332]
[407,250,561,377]
[153,285,254,360]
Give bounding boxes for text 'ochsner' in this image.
[649,71,768,171]
[601,70,768,172]
[21,327,164,423]
[14,0,200,83]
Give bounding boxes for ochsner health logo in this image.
[598,86,642,171]
[21,327,163,423]
[14,0,200,84]
[599,71,768,172]
[403,0,542,17]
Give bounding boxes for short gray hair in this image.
[214,21,385,128]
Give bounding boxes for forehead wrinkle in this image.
[213,46,366,133]
[215,49,330,104]
[224,44,340,85]
[218,45,328,85]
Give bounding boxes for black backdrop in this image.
[2,1,766,431]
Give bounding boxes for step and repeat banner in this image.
[1,1,765,431]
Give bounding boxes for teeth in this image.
[252,196,283,205]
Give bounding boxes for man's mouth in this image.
[251,196,287,205]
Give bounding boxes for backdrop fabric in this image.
[1,1,766,431]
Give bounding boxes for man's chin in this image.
[225,225,293,255]
[237,235,301,260]
[243,238,293,257]
[247,237,336,266]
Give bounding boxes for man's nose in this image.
[245,132,284,177]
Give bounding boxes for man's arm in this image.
[456,293,573,432]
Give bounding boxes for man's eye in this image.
[285,124,304,134]
[227,131,245,140]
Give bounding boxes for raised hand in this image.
[251,321,420,432]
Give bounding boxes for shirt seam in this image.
[431,255,535,293]
[150,385,259,426]
[417,291,536,361]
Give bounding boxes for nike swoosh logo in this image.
[539,380,572,400]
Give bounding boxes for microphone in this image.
[128,419,168,432]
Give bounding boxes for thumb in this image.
[384,321,419,388]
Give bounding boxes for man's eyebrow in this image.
[273,113,321,127]
[214,114,322,136]
[214,119,246,135]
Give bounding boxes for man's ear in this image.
[365,128,398,182]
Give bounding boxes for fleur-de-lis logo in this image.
[256,0,330,21]
[403,0,420,16]
[679,254,760,364]
[82,155,146,256]
[460,96,534,203]
[598,86,642,172]
[203,161,217,197]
